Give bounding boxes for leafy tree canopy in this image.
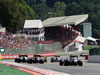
[0,0,35,33]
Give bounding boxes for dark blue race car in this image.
[59,55,83,66]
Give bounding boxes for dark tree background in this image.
[0,0,100,38]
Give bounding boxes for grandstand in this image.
[43,14,88,51]
[23,20,44,41]
[0,14,89,55]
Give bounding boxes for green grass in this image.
[0,63,32,75]
[84,45,93,50]
[1,59,13,61]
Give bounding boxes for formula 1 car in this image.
[51,55,61,63]
[15,55,28,63]
[27,55,47,64]
[80,53,87,57]
[59,55,83,66]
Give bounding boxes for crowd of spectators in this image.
[0,28,45,49]
[45,26,78,42]
[45,27,62,42]
[0,33,34,49]
[16,28,44,35]
[0,26,80,49]
[45,26,80,48]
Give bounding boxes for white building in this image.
[0,23,6,34]
[23,20,44,41]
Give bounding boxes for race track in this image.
[7,56,100,75]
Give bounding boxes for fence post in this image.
[0,54,2,60]
[52,44,53,52]
[36,42,37,54]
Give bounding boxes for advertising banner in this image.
[37,40,54,44]
[1,52,56,59]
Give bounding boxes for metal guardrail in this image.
[57,50,89,55]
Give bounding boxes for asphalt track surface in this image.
[7,56,100,75]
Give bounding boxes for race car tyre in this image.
[59,60,63,66]
[15,58,18,62]
[27,58,31,63]
[51,58,54,63]
[78,61,83,66]
[30,59,33,64]
[33,58,38,63]
[39,60,44,64]
[44,59,47,62]
[17,59,20,63]
[27,59,32,64]
[27,59,29,63]
[74,63,77,66]
[64,60,68,66]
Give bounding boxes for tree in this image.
[52,1,67,17]
[32,4,51,20]
[24,0,46,6]
[0,0,35,32]
[65,2,84,15]
[80,1,95,13]
[46,0,57,7]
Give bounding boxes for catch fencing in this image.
[89,47,100,55]
[1,42,62,55]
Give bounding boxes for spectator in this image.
[0,32,34,48]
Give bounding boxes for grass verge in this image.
[0,63,32,75]
[84,45,92,50]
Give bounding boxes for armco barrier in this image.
[35,52,56,57]
[1,52,56,59]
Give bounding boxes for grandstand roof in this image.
[87,37,97,41]
[42,14,88,27]
[24,20,43,29]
